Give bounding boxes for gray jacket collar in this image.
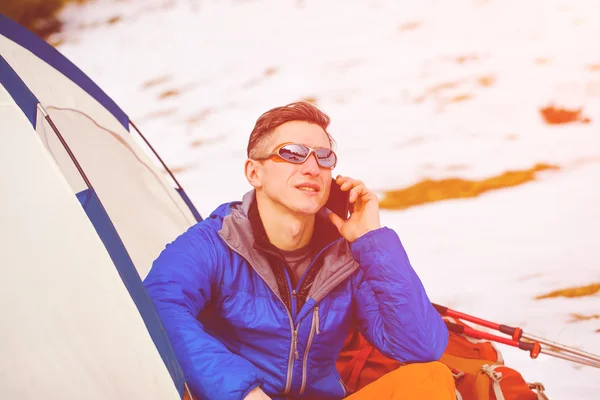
[218,190,359,304]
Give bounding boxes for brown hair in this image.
[247,101,335,158]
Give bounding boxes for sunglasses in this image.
[254,142,337,169]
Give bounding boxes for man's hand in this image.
[243,387,272,400]
[328,175,381,242]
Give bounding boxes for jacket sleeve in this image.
[351,227,448,363]
[144,225,263,400]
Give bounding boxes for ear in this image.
[244,159,263,189]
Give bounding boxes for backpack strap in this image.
[481,364,505,400]
[345,342,375,393]
[528,382,549,400]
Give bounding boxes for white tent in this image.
[0,14,199,399]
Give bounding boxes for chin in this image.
[290,201,323,216]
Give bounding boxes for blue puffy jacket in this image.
[144,191,448,400]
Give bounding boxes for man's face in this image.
[255,121,333,216]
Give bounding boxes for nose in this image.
[300,151,321,176]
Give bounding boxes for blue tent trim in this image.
[176,188,203,222]
[76,188,186,397]
[0,54,39,127]
[0,14,130,130]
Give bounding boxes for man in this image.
[144,102,454,399]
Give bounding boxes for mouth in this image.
[296,183,320,193]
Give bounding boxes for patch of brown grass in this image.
[540,105,591,124]
[379,163,559,210]
[142,108,177,120]
[477,75,496,87]
[429,81,460,93]
[241,68,278,89]
[588,64,600,72]
[169,164,194,174]
[1,0,85,39]
[413,81,460,103]
[159,89,180,99]
[568,313,600,323]
[450,94,471,103]
[535,283,600,300]
[185,108,215,125]
[264,67,278,77]
[142,75,171,89]
[519,272,544,281]
[414,75,493,104]
[456,54,479,64]
[107,15,121,25]
[398,21,421,32]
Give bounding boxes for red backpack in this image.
[336,318,549,400]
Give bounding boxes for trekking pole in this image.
[519,331,600,365]
[444,320,600,368]
[444,320,542,358]
[434,303,600,365]
[434,303,527,341]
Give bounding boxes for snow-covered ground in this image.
[54,0,600,397]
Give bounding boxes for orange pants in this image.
[345,361,456,400]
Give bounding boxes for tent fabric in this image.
[0,17,198,280]
[76,187,186,391]
[38,103,196,278]
[0,13,129,128]
[0,15,202,398]
[177,187,203,222]
[0,86,180,399]
[0,54,38,125]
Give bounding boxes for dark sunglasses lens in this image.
[315,148,337,168]
[279,144,309,163]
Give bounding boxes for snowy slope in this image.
[53,0,600,398]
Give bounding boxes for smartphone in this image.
[325,178,350,221]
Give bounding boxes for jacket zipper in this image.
[286,242,337,394]
[292,238,341,318]
[281,267,298,394]
[299,306,320,394]
[339,378,348,397]
[218,240,298,395]
[284,240,350,395]
[283,266,297,320]
[296,239,340,292]
[220,235,350,396]
[285,319,300,395]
